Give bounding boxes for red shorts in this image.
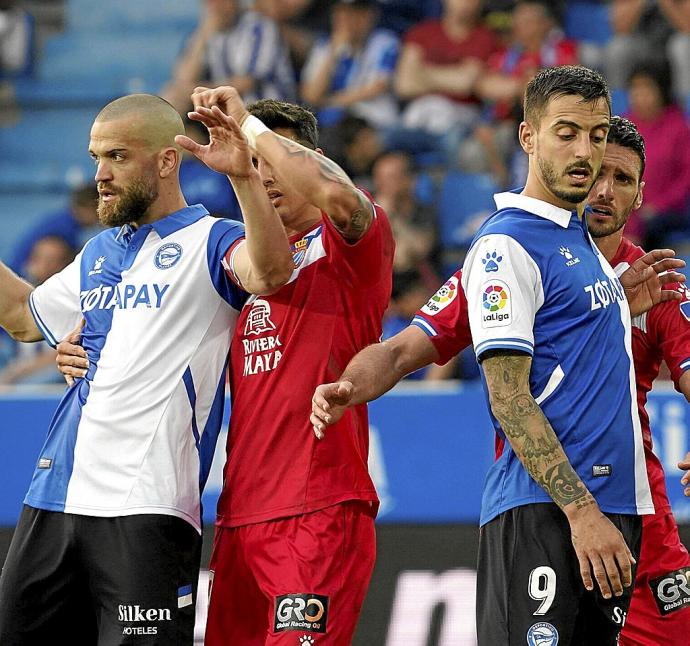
[620,510,690,646]
[205,501,376,645]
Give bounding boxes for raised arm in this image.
[191,86,374,242]
[0,263,42,342]
[310,326,439,436]
[177,105,293,294]
[481,350,635,599]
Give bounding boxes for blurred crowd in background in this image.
[1,0,690,384]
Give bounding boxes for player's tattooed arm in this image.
[481,350,596,511]
[267,133,374,242]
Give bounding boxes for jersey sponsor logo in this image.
[481,280,511,328]
[527,621,559,646]
[80,283,170,312]
[421,276,458,316]
[243,299,283,375]
[481,251,503,273]
[584,277,625,312]
[154,243,183,269]
[118,604,172,634]
[88,255,106,276]
[274,593,329,634]
[649,566,690,615]
[559,246,580,267]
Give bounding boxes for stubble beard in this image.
[538,155,592,205]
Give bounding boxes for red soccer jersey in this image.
[216,194,394,527]
[611,237,690,515]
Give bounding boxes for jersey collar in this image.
[150,204,209,239]
[494,191,573,229]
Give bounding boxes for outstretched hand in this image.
[190,85,249,129]
[310,381,355,439]
[620,249,686,317]
[175,104,254,178]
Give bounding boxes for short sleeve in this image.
[461,233,543,360]
[411,270,473,365]
[29,252,84,347]
[648,284,690,385]
[207,219,248,310]
[320,189,395,287]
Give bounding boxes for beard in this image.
[538,155,594,205]
[587,205,632,239]
[97,177,159,227]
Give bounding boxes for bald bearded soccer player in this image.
[0,94,293,644]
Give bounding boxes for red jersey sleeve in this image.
[647,284,690,386]
[320,188,395,287]
[410,270,473,365]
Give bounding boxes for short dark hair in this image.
[524,65,611,126]
[606,115,646,179]
[247,99,319,149]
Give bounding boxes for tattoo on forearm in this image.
[483,353,591,510]
[275,136,351,186]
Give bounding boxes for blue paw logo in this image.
[481,251,502,273]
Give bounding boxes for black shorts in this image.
[477,502,642,646]
[0,505,201,645]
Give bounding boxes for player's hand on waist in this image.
[565,501,635,600]
[56,320,89,386]
[311,381,354,440]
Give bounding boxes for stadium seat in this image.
[611,88,629,116]
[438,172,499,248]
[564,2,612,46]
[0,191,70,262]
[67,0,198,33]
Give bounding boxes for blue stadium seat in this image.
[0,192,70,262]
[40,31,185,84]
[564,2,612,46]
[611,88,629,116]
[67,0,198,32]
[438,172,499,248]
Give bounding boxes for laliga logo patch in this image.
[154,243,183,270]
[481,280,511,328]
[274,593,329,634]
[421,276,459,316]
[527,621,559,646]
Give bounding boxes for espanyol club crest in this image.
[292,237,308,268]
[527,622,559,646]
[154,243,183,269]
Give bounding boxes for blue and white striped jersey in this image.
[462,192,653,526]
[27,205,245,533]
[206,10,296,103]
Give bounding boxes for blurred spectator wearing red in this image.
[624,64,690,248]
[163,0,296,113]
[395,0,498,142]
[462,0,578,186]
[300,0,399,128]
[0,236,75,386]
[8,184,100,277]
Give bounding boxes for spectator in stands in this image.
[0,0,33,79]
[602,0,673,89]
[300,0,399,128]
[163,0,296,113]
[0,236,74,386]
[8,184,100,276]
[660,0,690,101]
[394,0,499,160]
[372,151,439,279]
[624,63,690,248]
[462,0,578,185]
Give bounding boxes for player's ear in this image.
[519,121,535,154]
[159,147,179,178]
[634,180,645,210]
